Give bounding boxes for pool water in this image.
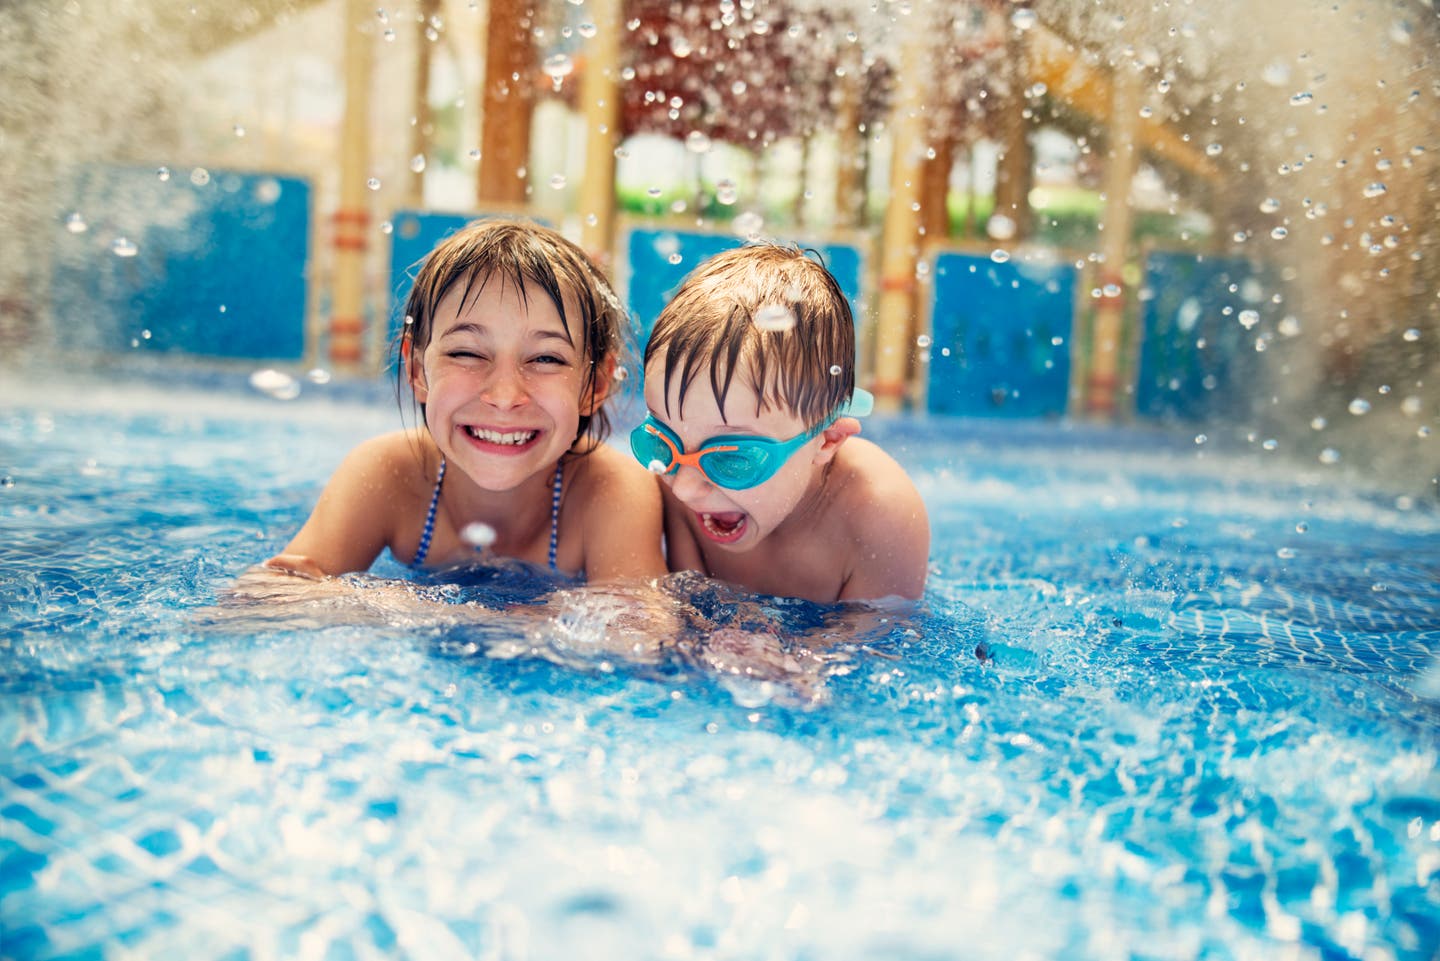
[2,376,1438,960]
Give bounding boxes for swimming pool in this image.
[3,373,1438,960]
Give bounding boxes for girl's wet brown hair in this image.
[644,243,856,429]
[397,218,629,452]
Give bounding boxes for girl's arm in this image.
[574,447,669,583]
[267,432,422,576]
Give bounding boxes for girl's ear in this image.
[402,335,428,403]
[582,354,616,416]
[813,416,860,467]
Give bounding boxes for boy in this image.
[632,243,929,603]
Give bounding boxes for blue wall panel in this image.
[1136,253,1285,421]
[51,165,309,360]
[926,252,1077,417]
[624,227,865,345]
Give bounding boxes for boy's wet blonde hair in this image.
[398,218,629,451]
[644,243,856,429]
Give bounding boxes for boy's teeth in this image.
[468,426,536,445]
[701,512,743,536]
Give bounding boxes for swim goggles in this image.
[629,388,873,490]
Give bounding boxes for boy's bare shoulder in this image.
[831,437,926,523]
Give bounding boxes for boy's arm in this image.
[577,448,669,584]
[267,433,409,577]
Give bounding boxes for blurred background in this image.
[2,0,1436,495]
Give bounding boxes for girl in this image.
[266,219,666,584]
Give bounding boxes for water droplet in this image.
[1295,521,1309,533]
[667,251,683,265]
[233,124,246,138]
[306,368,332,384]
[646,459,668,475]
[986,214,1017,240]
[1270,227,1288,240]
[1347,398,1371,416]
[1362,182,1387,198]
[753,304,796,333]
[1402,327,1420,342]
[549,173,567,190]
[916,334,932,348]
[1276,546,1297,559]
[716,179,738,205]
[249,368,301,400]
[1262,439,1278,451]
[1259,197,1281,213]
[462,522,497,548]
[577,22,596,39]
[380,220,393,235]
[190,168,211,187]
[1310,416,1327,430]
[383,28,396,41]
[1194,434,1207,445]
[65,212,87,234]
[990,249,1011,264]
[367,177,381,191]
[1102,283,1121,298]
[1289,91,1313,106]
[156,166,171,182]
[732,211,764,239]
[1205,143,1223,157]
[467,148,481,161]
[410,154,427,173]
[645,186,662,198]
[829,365,843,376]
[543,53,574,81]
[685,130,712,154]
[1318,448,1340,465]
[613,366,629,382]
[670,35,692,57]
[1238,310,1260,329]
[111,237,138,257]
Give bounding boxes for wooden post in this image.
[408,0,440,207]
[920,132,954,243]
[833,43,864,229]
[871,9,930,412]
[330,0,373,370]
[1085,65,1141,418]
[578,0,620,268]
[992,32,1033,241]
[478,0,535,206]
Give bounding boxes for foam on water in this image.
[2,377,1437,960]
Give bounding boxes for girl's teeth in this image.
[469,427,536,445]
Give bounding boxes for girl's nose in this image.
[482,364,528,408]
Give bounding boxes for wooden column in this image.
[920,132,955,243]
[1084,65,1141,418]
[408,0,440,206]
[871,10,930,412]
[478,0,534,206]
[833,44,865,229]
[578,0,621,268]
[330,0,373,369]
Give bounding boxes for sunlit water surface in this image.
[2,376,1438,961]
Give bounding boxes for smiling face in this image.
[643,354,829,552]
[410,271,604,492]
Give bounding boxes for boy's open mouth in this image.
[699,510,747,544]
[464,425,539,448]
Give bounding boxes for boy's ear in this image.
[813,416,860,467]
[582,355,617,416]
[402,336,428,403]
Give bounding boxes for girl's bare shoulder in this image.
[566,442,661,506]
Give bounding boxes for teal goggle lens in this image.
[629,419,792,491]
